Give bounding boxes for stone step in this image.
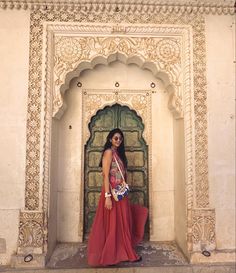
[0,265,235,273]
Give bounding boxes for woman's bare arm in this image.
[102,149,113,209]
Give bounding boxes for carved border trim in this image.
[0,0,235,15]
[20,9,212,254]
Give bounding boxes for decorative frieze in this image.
[53,33,183,119]
[0,0,235,15]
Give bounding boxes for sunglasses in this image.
[113,136,123,141]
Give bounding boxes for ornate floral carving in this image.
[52,34,182,113]
[193,18,209,208]
[83,93,103,118]
[18,212,44,250]
[191,209,216,251]
[156,39,180,64]
[82,90,151,143]
[55,37,82,63]
[52,33,182,119]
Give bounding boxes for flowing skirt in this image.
[87,187,148,266]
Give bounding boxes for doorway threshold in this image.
[46,241,188,269]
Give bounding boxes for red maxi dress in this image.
[87,149,148,266]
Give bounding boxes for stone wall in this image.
[0,10,30,264]
[206,14,235,250]
[0,8,235,265]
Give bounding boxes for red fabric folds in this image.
[87,187,148,266]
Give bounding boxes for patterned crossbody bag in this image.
[110,155,130,202]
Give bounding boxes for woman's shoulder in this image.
[103,148,113,157]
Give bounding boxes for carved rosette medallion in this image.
[156,39,180,64]
[55,37,82,64]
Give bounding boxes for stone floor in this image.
[0,242,235,273]
[47,241,188,268]
[1,264,236,273]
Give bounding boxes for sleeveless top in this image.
[109,149,126,189]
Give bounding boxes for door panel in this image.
[84,103,148,238]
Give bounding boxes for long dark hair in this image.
[99,128,128,168]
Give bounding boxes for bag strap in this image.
[113,155,125,181]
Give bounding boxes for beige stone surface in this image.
[152,89,174,192]
[56,84,83,242]
[57,191,81,242]
[206,14,236,250]
[0,210,20,265]
[0,9,30,265]
[173,119,187,257]
[11,254,45,269]
[191,250,236,264]
[0,10,30,210]
[151,191,174,241]
[0,238,6,254]
[48,119,59,257]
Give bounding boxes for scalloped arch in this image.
[55,52,178,119]
[86,102,145,143]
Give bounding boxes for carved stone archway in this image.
[13,8,217,267]
[46,23,189,245]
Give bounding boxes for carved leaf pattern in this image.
[18,212,44,248]
[53,35,181,109]
[192,209,216,251]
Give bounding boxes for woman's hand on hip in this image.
[105,197,112,210]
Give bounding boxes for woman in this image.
[87,128,148,266]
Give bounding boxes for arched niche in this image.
[42,24,194,262]
[48,58,187,260]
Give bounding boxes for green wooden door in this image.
[84,103,149,238]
